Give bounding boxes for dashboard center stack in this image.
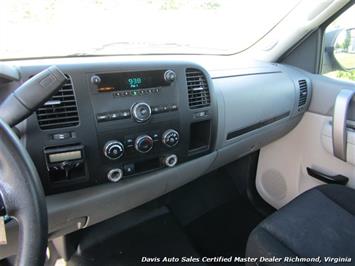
[89,68,202,184]
[26,65,214,194]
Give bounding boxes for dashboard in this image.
[0,56,311,257]
[24,62,217,194]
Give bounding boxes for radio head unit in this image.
[94,70,176,92]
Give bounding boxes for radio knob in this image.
[107,168,123,182]
[131,102,152,123]
[162,129,179,147]
[91,75,101,85]
[135,135,153,153]
[164,70,176,83]
[103,140,124,160]
[163,154,178,167]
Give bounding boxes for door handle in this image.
[332,89,354,161]
[306,167,349,185]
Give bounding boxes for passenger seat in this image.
[246,184,355,265]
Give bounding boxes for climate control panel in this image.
[102,129,180,160]
[99,125,182,182]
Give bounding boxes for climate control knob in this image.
[103,140,124,160]
[107,168,123,182]
[131,102,152,123]
[135,135,153,153]
[162,129,179,147]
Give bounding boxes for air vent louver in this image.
[186,68,210,109]
[298,79,308,107]
[36,75,79,130]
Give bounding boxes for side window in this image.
[322,4,355,82]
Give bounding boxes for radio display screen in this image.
[97,70,168,92]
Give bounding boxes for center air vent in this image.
[36,75,79,130]
[186,68,210,109]
[298,79,308,107]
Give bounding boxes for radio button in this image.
[119,110,131,118]
[168,104,178,111]
[109,112,120,120]
[151,105,172,114]
[97,113,109,122]
[151,106,160,114]
[135,135,153,153]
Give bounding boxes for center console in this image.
[25,63,216,194]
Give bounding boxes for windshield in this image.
[0,0,299,60]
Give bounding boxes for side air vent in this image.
[36,75,79,130]
[186,68,210,109]
[298,79,308,107]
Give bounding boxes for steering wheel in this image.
[0,119,48,266]
[0,66,66,266]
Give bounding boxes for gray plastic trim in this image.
[212,70,297,148]
[307,74,355,118]
[333,89,355,161]
[209,116,301,172]
[46,152,216,234]
[0,63,20,81]
[0,152,216,259]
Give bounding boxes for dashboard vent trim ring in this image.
[186,68,210,109]
[36,75,80,130]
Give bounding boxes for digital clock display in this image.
[128,77,143,89]
[97,70,169,92]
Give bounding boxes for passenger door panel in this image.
[256,74,355,209]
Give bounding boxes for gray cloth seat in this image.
[246,184,355,266]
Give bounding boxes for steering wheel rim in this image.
[0,118,48,266]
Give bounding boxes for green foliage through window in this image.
[325,70,355,81]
